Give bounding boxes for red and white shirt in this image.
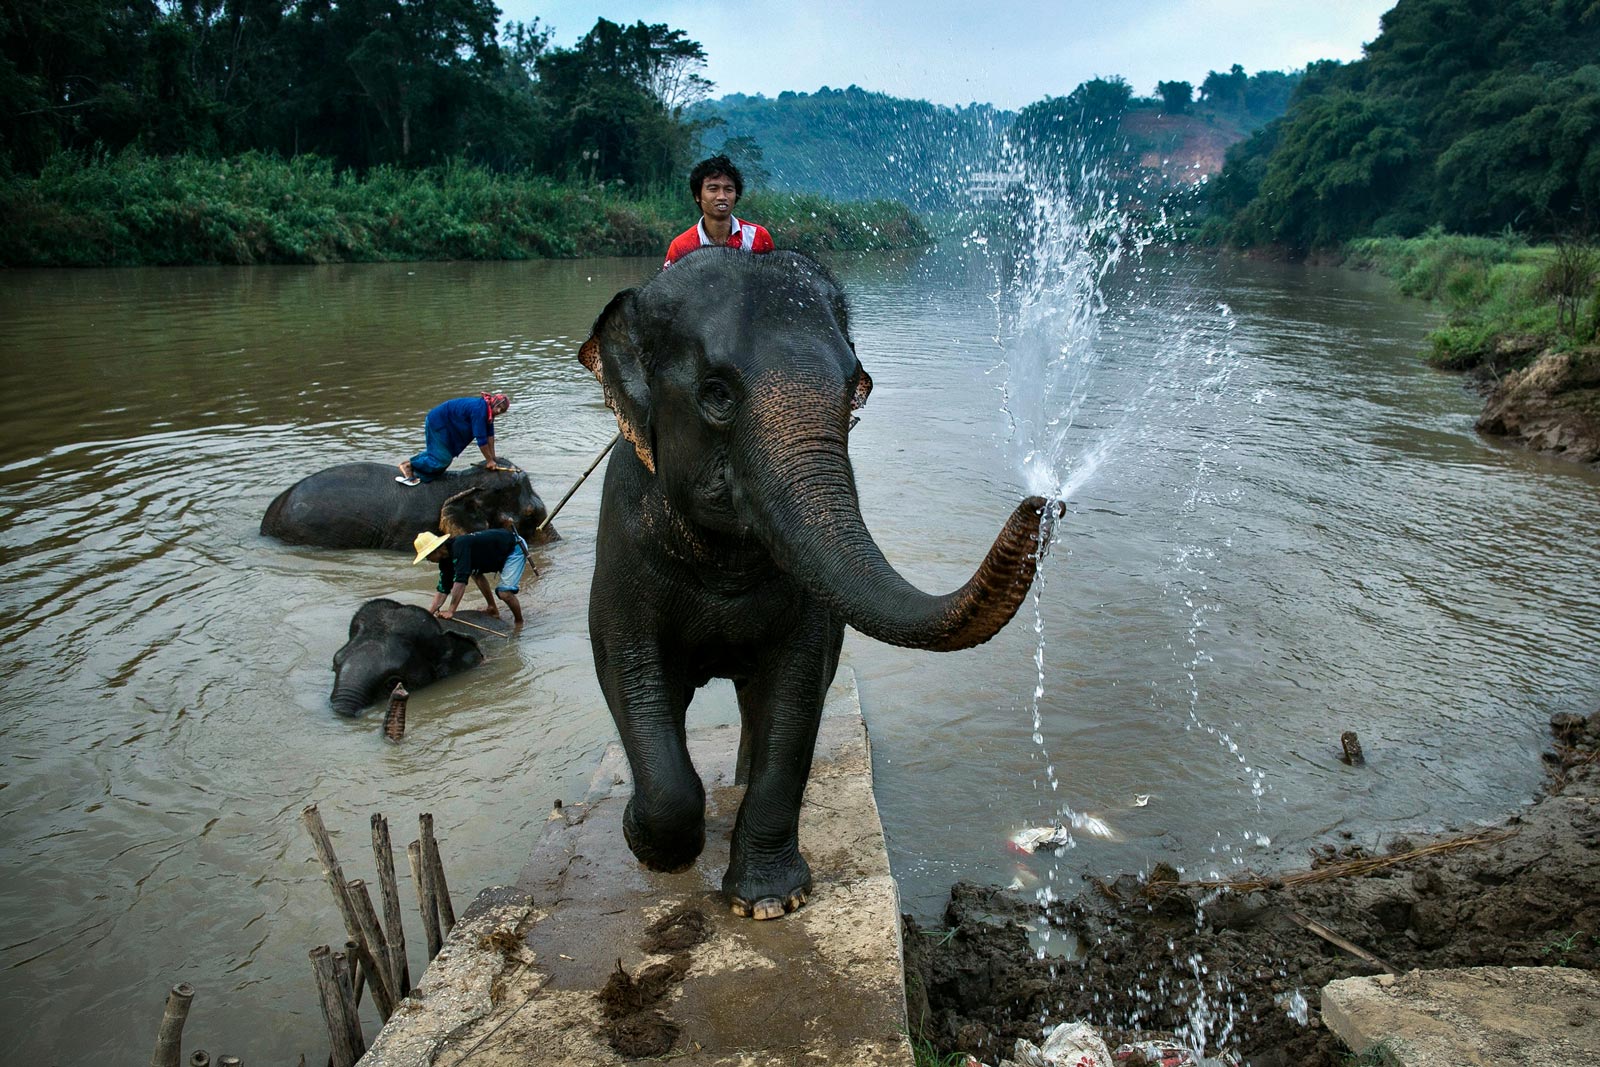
[663,216,775,267]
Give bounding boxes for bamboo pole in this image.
[419,813,456,933]
[331,951,365,1058]
[309,947,359,1067]
[408,840,443,960]
[539,433,618,531]
[187,1053,210,1067]
[345,934,394,1022]
[216,1057,241,1067]
[301,806,364,947]
[371,814,412,996]
[150,982,195,1067]
[342,940,365,1010]
[346,879,397,1018]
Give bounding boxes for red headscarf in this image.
[483,392,509,419]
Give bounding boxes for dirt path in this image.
[904,711,1600,1066]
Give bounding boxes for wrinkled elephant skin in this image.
[581,249,1054,920]
[262,462,555,551]
[329,598,486,716]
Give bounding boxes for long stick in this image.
[345,929,394,1022]
[408,840,443,960]
[310,947,359,1067]
[537,433,618,531]
[440,614,510,639]
[331,951,365,1058]
[1285,910,1399,975]
[371,814,412,996]
[301,806,364,947]
[150,982,194,1067]
[346,880,397,1018]
[419,813,456,934]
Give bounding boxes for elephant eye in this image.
[699,377,737,423]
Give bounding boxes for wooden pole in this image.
[408,840,443,960]
[216,1058,241,1067]
[187,1053,210,1067]
[419,813,456,933]
[538,433,618,531]
[346,879,397,1018]
[345,934,394,1022]
[371,814,412,997]
[309,946,359,1067]
[331,951,366,1058]
[342,940,365,1010]
[149,981,194,1067]
[301,806,365,947]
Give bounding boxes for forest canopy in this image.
[1206,0,1600,249]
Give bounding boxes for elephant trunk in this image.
[733,375,1054,652]
[330,685,371,717]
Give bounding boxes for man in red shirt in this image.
[663,155,774,268]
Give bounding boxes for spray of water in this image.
[965,122,1263,1053]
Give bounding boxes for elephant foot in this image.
[722,851,811,921]
[622,795,704,874]
[729,887,807,920]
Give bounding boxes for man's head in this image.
[412,530,452,565]
[689,156,743,224]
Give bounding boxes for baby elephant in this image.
[330,599,484,716]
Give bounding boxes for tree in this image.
[1199,64,1246,112]
[1156,80,1192,114]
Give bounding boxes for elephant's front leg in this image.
[597,642,704,873]
[724,617,843,919]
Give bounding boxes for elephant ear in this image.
[436,632,483,676]
[579,288,655,473]
[851,364,873,411]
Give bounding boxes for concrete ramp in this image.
[360,669,915,1066]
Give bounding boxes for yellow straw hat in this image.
[412,531,450,565]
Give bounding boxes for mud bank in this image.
[904,712,1600,1065]
[1476,346,1600,464]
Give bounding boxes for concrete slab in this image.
[360,669,915,1066]
[1321,966,1600,1066]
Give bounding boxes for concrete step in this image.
[1321,966,1600,1066]
[360,669,915,1066]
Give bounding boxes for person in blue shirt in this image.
[412,526,528,624]
[397,393,511,484]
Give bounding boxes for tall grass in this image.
[0,151,927,268]
[1346,229,1599,371]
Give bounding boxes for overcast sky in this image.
[495,0,1396,110]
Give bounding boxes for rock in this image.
[1476,346,1600,463]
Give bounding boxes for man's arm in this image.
[478,436,499,468]
[437,582,469,618]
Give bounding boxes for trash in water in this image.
[1109,1036,1241,1067]
[1010,813,1119,853]
[1133,794,1150,807]
[1036,1020,1114,1066]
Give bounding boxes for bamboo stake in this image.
[346,879,397,1018]
[309,947,358,1067]
[150,982,195,1067]
[331,951,365,1058]
[188,1053,210,1067]
[345,934,394,1022]
[419,813,456,933]
[342,940,365,1010]
[1286,910,1399,975]
[301,806,364,947]
[217,1058,241,1067]
[408,840,443,960]
[371,814,412,996]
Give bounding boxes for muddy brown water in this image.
[0,250,1596,1063]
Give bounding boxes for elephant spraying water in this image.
[580,248,1057,919]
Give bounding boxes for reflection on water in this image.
[1,251,1597,1062]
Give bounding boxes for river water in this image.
[1,250,1596,1063]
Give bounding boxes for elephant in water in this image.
[580,248,1056,920]
[261,462,555,551]
[330,598,494,715]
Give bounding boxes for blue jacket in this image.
[424,396,495,456]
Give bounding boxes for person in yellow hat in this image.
[412,526,526,624]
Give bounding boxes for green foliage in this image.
[0,150,925,267]
[1209,0,1600,249]
[911,1035,968,1067]
[1346,231,1588,370]
[1156,80,1192,115]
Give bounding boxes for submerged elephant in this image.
[580,248,1055,920]
[262,462,555,551]
[330,598,490,715]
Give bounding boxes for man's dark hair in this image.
[689,155,743,200]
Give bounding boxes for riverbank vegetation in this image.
[0,2,925,267]
[1345,231,1600,373]
[0,151,926,267]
